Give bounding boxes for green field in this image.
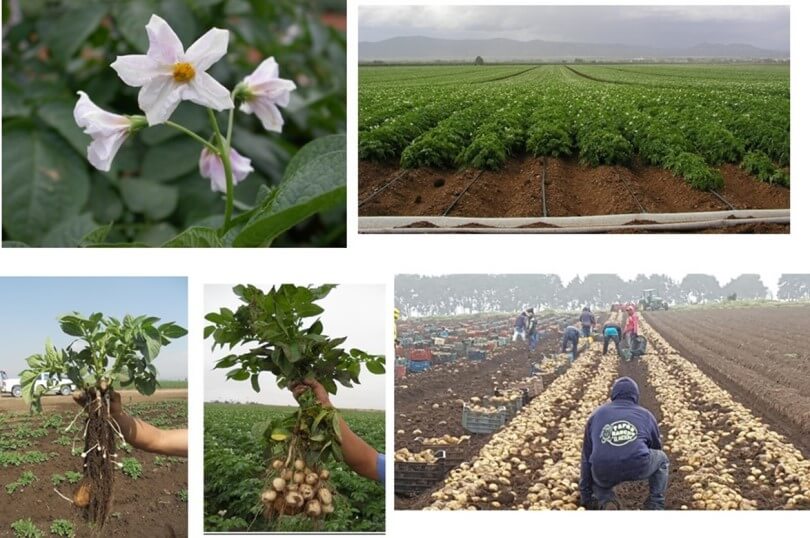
[204,403,385,532]
[359,64,789,190]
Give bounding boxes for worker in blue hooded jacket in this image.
[579,377,668,510]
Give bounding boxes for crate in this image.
[433,337,446,346]
[409,348,432,361]
[488,394,522,418]
[461,403,507,434]
[421,439,470,469]
[514,377,544,401]
[497,336,509,347]
[433,351,454,365]
[395,364,407,380]
[408,359,431,373]
[394,451,447,496]
[467,349,486,361]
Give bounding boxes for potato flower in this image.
[236,57,296,132]
[73,91,144,172]
[199,147,253,193]
[111,15,233,125]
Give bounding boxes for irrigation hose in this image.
[442,170,484,217]
[358,170,408,207]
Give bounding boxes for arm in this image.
[294,379,382,482]
[110,391,188,457]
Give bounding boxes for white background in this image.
[0,0,808,536]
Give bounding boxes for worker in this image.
[623,305,640,360]
[513,308,529,341]
[579,377,668,510]
[561,324,581,360]
[292,379,385,483]
[73,389,188,457]
[601,322,622,355]
[579,307,596,338]
[527,314,540,355]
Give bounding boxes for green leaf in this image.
[366,358,386,375]
[250,373,260,393]
[159,323,188,338]
[162,226,224,247]
[226,369,251,381]
[38,100,90,156]
[120,179,179,220]
[142,137,202,181]
[232,135,346,247]
[2,80,29,118]
[89,173,124,224]
[204,326,215,339]
[135,223,179,247]
[2,126,90,245]
[113,0,156,52]
[215,355,238,369]
[80,224,113,246]
[42,4,107,65]
[40,213,97,247]
[134,376,157,396]
[141,102,208,146]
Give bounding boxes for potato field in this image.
[394,305,810,510]
[0,395,188,537]
[359,64,789,226]
[204,403,385,532]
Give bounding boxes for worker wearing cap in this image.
[580,377,668,510]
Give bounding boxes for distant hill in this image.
[359,36,789,62]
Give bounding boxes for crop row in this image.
[359,65,789,191]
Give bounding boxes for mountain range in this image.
[359,36,789,62]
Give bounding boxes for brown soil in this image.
[359,155,788,219]
[395,330,566,509]
[645,306,810,455]
[0,390,188,412]
[0,396,187,537]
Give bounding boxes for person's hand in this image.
[72,387,124,418]
[291,378,332,407]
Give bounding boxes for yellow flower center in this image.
[172,62,196,83]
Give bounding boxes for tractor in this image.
[639,289,668,311]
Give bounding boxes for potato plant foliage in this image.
[205,284,384,522]
[19,312,186,527]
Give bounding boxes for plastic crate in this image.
[514,377,544,401]
[408,359,431,373]
[421,439,469,469]
[461,403,507,434]
[467,349,486,361]
[410,348,432,361]
[394,451,447,496]
[433,351,454,365]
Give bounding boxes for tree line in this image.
[395,274,810,316]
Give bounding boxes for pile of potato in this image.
[428,348,605,510]
[395,448,440,463]
[487,390,523,407]
[640,316,810,510]
[261,459,334,519]
[422,435,470,446]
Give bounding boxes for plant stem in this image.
[165,121,219,153]
[208,109,235,235]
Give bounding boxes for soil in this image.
[0,390,188,412]
[0,393,187,537]
[645,306,810,455]
[359,155,789,220]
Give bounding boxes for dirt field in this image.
[359,156,789,219]
[0,391,187,537]
[397,308,810,511]
[645,306,810,453]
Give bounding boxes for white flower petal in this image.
[87,131,127,172]
[243,57,279,87]
[138,76,183,125]
[183,71,233,111]
[110,54,166,87]
[229,148,254,182]
[252,79,296,106]
[74,91,129,132]
[145,14,184,65]
[184,27,229,72]
[251,99,285,133]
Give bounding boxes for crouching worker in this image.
[602,322,622,355]
[560,325,581,360]
[580,377,668,510]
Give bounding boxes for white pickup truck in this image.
[0,371,76,398]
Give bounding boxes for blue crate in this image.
[408,359,431,373]
[467,349,486,361]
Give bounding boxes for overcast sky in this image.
[0,277,187,380]
[204,284,385,410]
[359,5,790,51]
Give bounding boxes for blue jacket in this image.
[580,377,662,500]
[579,311,595,326]
[515,313,528,330]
